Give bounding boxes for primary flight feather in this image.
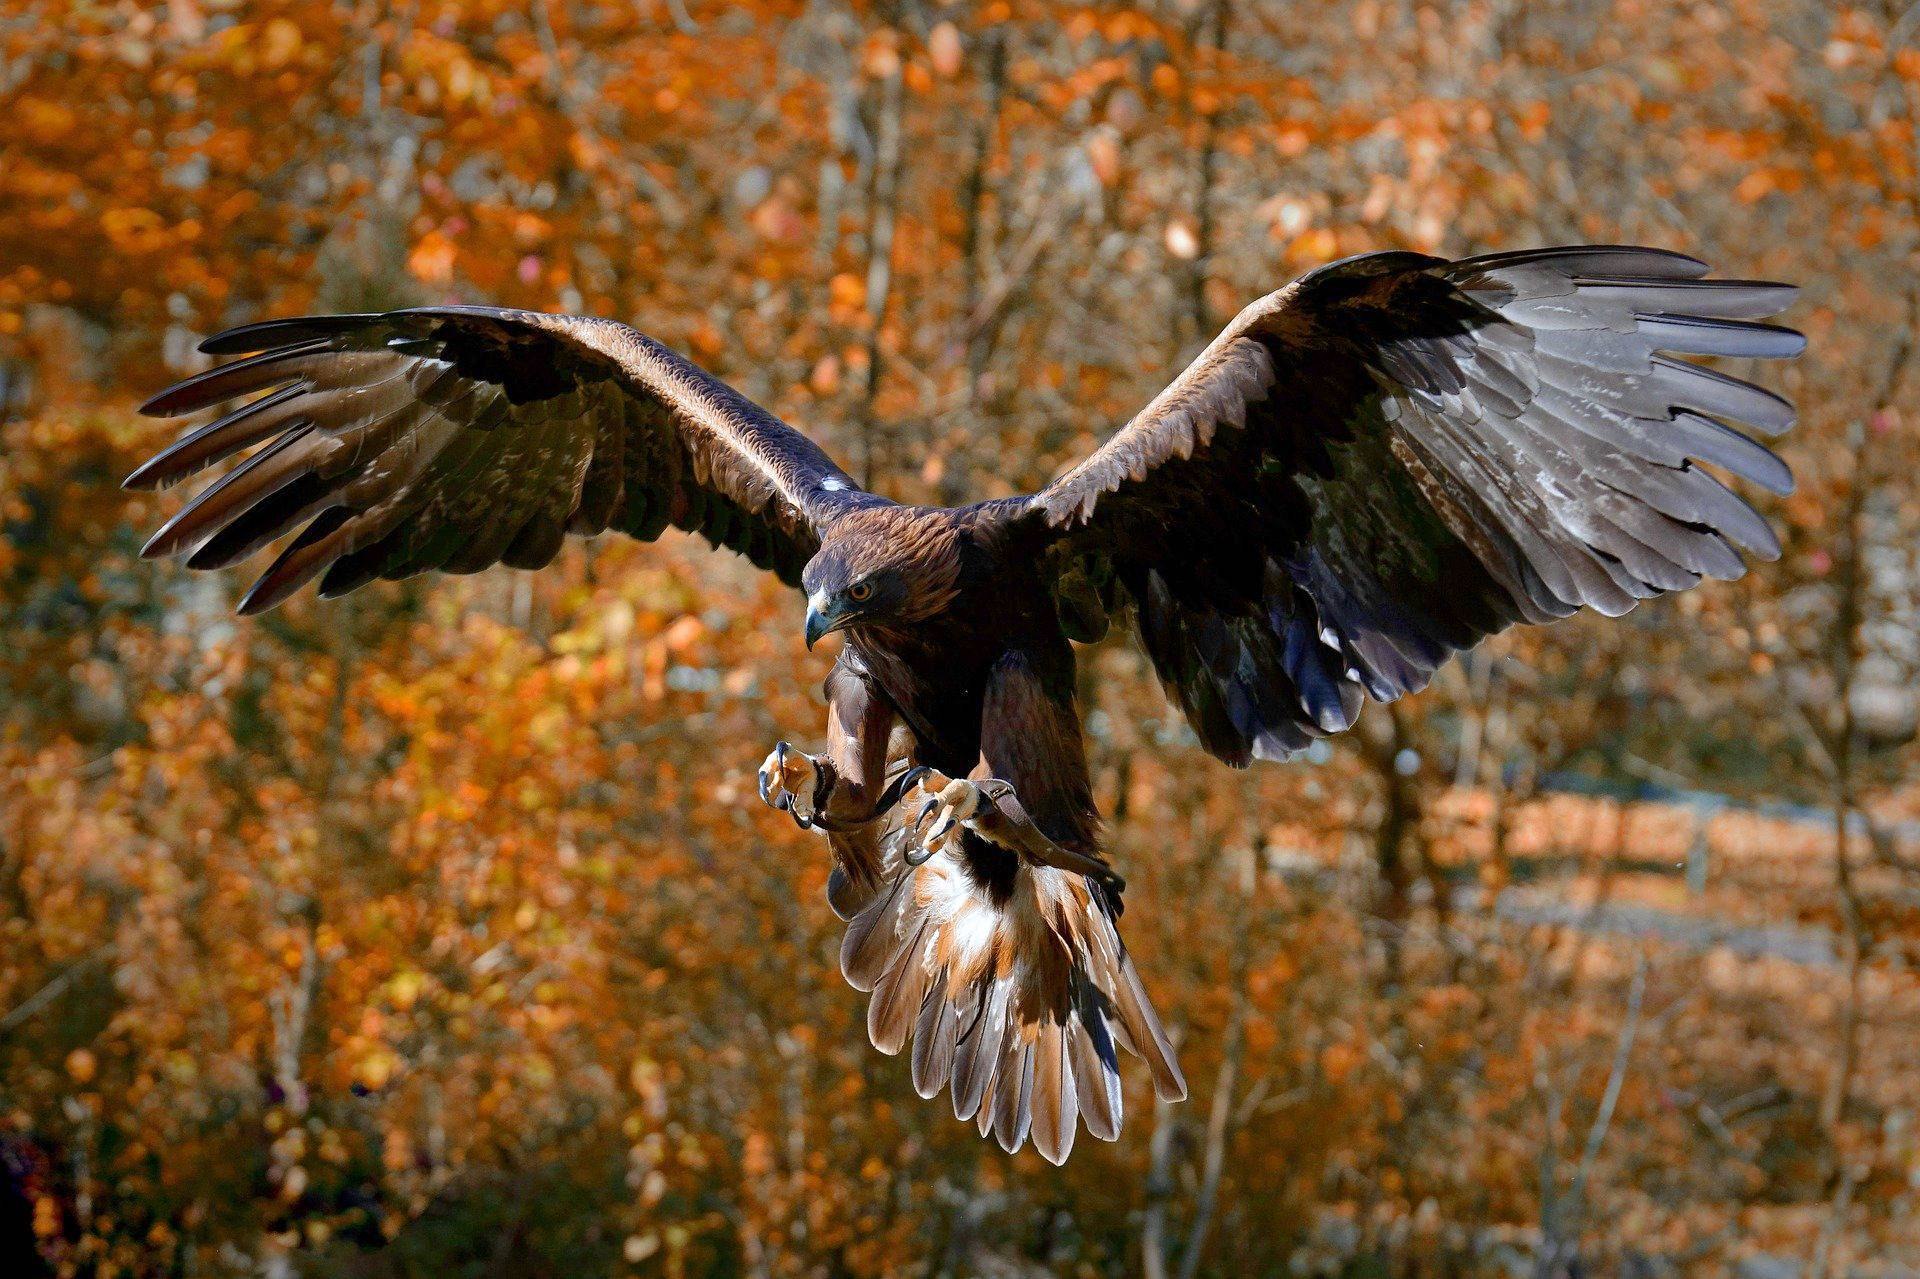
[131,245,1802,1164]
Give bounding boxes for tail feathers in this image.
[836,843,1184,1164]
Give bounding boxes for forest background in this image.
[3,0,1919,1275]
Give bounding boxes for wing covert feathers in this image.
[130,307,869,609]
[1028,245,1802,766]
[837,843,1182,1164]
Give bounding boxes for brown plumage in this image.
[130,245,1803,1163]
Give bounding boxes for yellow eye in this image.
[848,581,874,603]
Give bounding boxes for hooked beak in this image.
[804,594,840,650]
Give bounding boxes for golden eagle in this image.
[131,246,1801,1163]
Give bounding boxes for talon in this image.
[758,742,821,828]
[899,771,985,866]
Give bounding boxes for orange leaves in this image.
[100,207,175,256]
[1319,1039,1364,1087]
[405,225,456,285]
[0,0,1909,1270]
[15,97,78,144]
[63,1049,97,1085]
[1516,100,1551,142]
[1085,127,1123,186]
[205,17,311,76]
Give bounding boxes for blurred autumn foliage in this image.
[3,0,1920,1275]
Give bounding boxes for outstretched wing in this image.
[129,306,870,612]
[1026,246,1802,765]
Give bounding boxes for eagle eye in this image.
[847,580,874,603]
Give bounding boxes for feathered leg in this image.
[756,659,909,919]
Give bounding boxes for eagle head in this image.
[801,507,963,648]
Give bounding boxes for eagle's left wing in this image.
[129,307,870,612]
[1023,246,1802,765]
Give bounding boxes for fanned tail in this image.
[835,835,1184,1164]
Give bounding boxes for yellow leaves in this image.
[386,968,425,1012]
[354,1047,399,1092]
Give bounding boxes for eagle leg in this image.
[900,770,1125,895]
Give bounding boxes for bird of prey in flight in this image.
[131,245,1802,1163]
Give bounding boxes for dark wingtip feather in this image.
[137,384,194,418]
[197,314,378,356]
[232,505,356,615]
[138,341,330,417]
[125,384,308,490]
[1463,244,1712,280]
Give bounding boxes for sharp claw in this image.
[927,814,956,845]
[758,769,772,805]
[795,811,814,831]
[915,796,939,829]
[900,765,931,795]
[903,840,935,867]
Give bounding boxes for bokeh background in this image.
[3,1,1918,1274]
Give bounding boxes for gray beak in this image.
[805,602,833,650]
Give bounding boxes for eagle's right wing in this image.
[130,306,872,612]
